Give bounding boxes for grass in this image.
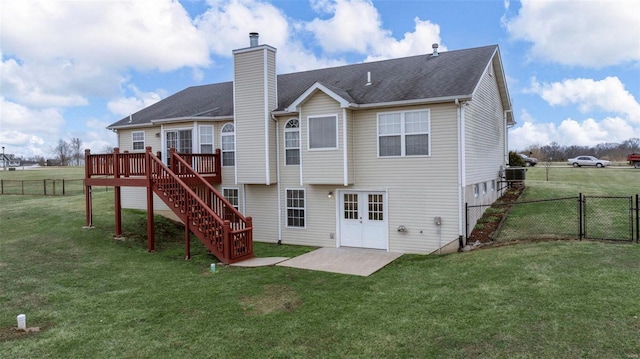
[493,166,638,242]
[1,168,640,358]
[0,167,102,195]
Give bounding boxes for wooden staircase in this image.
[84,147,253,264]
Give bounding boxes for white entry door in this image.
[340,191,388,250]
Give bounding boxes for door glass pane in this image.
[178,130,192,153]
[343,193,358,219]
[368,194,383,221]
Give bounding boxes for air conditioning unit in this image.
[504,167,526,181]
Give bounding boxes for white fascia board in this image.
[106,123,155,130]
[286,82,350,112]
[150,116,231,124]
[351,95,472,109]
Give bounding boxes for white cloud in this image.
[0,97,67,157]
[504,0,640,67]
[107,86,165,117]
[196,0,347,73]
[527,76,640,123]
[512,75,640,150]
[509,114,639,150]
[306,0,445,60]
[1,0,209,109]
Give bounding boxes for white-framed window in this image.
[165,129,193,164]
[491,180,496,192]
[377,110,430,157]
[222,187,239,210]
[284,119,300,165]
[482,182,487,195]
[308,115,337,150]
[221,123,235,166]
[199,125,214,153]
[473,184,479,198]
[132,131,145,151]
[286,189,305,228]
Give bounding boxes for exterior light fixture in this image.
[327,191,333,198]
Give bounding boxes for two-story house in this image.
[104,33,514,255]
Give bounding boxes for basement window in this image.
[286,189,305,228]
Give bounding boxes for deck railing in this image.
[83,147,250,264]
[85,148,221,181]
[149,151,252,263]
[169,148,245,230]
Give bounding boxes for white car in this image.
[567,156,611,168]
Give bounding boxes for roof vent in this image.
[431,43,439,57]
[365,71,372,86]
[249,32,259,47]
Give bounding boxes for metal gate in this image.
[581,195,636,242]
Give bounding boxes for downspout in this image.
[456,98,466,248]
[504,110,514,168]
[271,113,282,245]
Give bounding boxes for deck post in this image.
[215,148,222,182]
[185,220,191,260]
[246,216,253,256]
[145,147,155,252]
[83,149,94,228]
[113,148,123,238]
[223,220,232,263]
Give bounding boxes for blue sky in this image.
[1,0,639,159]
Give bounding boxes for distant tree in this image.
[70,137,82,165]
[52,139,72,166]
[34,156,46,166]
[101,145,114,153]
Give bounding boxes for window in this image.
[222,188,239,210]
[199,126,214,153]
[482,182,487,195]
[286,189,305,228]
[491,180,496,192]
[378,110,430,157]
[221,123,235,166]
[165,129,193,163]
[308,116,337,149]
[284,119,300,165]
[473,184,479,198]
[132,131,145,151]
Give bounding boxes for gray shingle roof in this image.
[108,45,500,128]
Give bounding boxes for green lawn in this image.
[1,168,639,358]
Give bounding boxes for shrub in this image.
[509,151,525,166]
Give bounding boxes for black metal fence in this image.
[0,179,111,196]
[467,193,639,243]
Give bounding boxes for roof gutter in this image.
[348,95,473,110]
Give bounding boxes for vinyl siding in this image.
[464,64,507,186]
[234,47,277,184]
[300,92,345,184]
[118,127,161,153]
[279,185,338,247]
[121,188,170,211]
[244,184,279,243]
[351,104,460,254]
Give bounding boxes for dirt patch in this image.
[240,284,302,316]
[0,326,42,342]
[467,185,524,244]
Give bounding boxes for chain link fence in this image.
[467,194,639,243]
[0,179,111,196]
